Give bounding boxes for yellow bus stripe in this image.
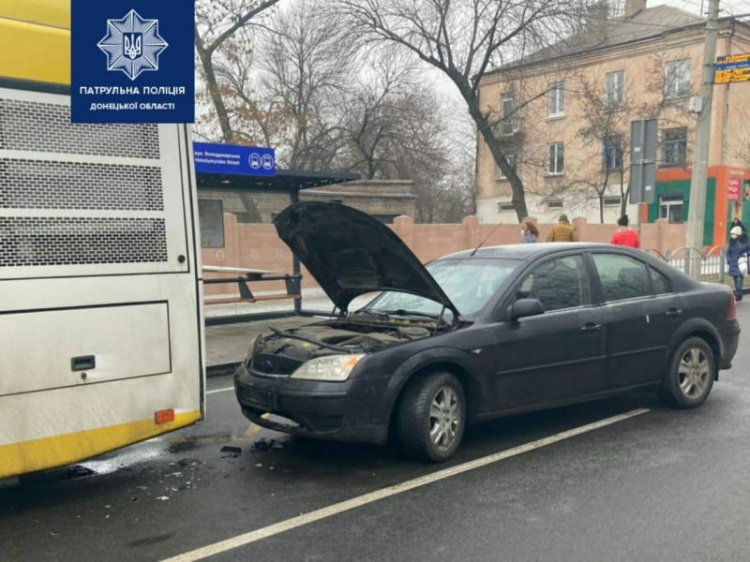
[0,0,70,29]
[0,16,70,86]
[0,410,202,479]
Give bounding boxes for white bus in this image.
[0,1,205,480]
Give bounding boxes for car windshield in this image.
[364,258,521,320]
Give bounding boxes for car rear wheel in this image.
[396,372,465,462]
[659,337,715,408]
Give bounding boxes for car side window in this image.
[649,266,673,295]
[517,255,590,312]
[593,254,650,302]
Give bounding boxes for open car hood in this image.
[274,202,460,318]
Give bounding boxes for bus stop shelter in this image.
[196,166,360,324]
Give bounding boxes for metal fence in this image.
[646,245,727,283]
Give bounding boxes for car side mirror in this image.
[509,298,545,322]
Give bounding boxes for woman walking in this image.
[727,226,749,301]
[731,218,748,243]
[610,214,640,248]
[521,220,539,243]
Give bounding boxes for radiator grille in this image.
[0,217,168,267]
[0,159,164,211]
[0,99,160,159]
[251,353,302,375]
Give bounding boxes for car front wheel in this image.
[396,372,465,462]
[659,337,715,408]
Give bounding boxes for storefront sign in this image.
[728,177,742,201]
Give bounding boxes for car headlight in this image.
[244,335,260,364]
[290,354,365,382]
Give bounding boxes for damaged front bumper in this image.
[234,362,390,444]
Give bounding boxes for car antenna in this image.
[470,221,504,257]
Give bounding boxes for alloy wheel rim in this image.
[429,386,461,450]
[678,348,711,399]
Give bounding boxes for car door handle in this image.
[666,308,683,318]
[581,323,602,333]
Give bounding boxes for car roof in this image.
[440,243,617,260]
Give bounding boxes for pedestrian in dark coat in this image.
[731,218,748,243]
[727,226,750,301]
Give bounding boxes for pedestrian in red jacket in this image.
[610,215,640,248]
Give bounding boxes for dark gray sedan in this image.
[235,203,741,462]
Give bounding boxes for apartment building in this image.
[477,0,750,245]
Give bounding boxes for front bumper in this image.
[234,363,390,444]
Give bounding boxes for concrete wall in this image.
[197,179,417,225]
[202,213,687,297]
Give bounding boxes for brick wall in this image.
[202,213,688,297]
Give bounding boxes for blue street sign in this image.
[714,53,750,84]
[193,143,276,177]
[715,61,750,71]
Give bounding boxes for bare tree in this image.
[258,2,354,169]
[572,76,632,223]
[195,0,280,143]
[343,81,458,222]
[332,0,586,222]
[342,53,420,179]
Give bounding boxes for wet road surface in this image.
[3,306,750,561]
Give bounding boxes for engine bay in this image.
[249,318,440,375]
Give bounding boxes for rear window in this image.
[650,266,673,295]
[593,254,651,302]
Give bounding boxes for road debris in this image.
[220,446,242,458]
[253,438,285,451]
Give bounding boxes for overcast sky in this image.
[658,0,750,16]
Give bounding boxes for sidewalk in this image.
[205,315,312,376]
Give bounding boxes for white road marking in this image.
[206,387,234,395]
[161,408,649,562]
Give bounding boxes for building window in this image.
[603,136,623,170]
[548,83,565,117]
[497,202,516,212]
[496,153,517,179]
[603,196,622,207]
[548,142,565,175]
[606,71,625,106]
[659,195,684,224]
[499,94,518,135]
[547,198,564,210]
[665,60,691,98]
[661,127,688,165]
[198,199,225,248]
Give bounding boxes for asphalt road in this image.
[3,306,750,562]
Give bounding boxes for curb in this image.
[206,362,241,378]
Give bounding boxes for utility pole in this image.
[686,0,720,278]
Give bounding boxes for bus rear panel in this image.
[0,2,205,479]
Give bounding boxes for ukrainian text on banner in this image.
[71,0,195,123]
